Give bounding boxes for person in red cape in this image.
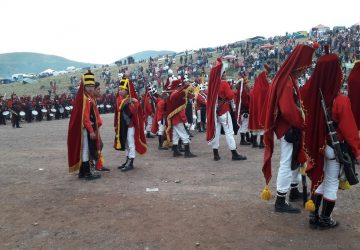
[261,44,317,213]
[248,64,271,148]
[348,60,360,131]
[235,74,252,146]
[151,90,169,150]
[195,84,207,132]
[206,58,247,161]
[302,53,360,229]
[144,84,156,138]
[93,81,110,172]
[67,70,101,180]
[165,79,197,158]
[114,77,147,172]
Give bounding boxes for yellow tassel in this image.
[339,180,351,190]
[260,185,272,201]
[305,200,315,212]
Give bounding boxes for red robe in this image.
[114,95,147,155]
[217,80,234,116]
[165,84,192,145]
[348,61,360,130]
[248,71,270,131]
[151,97,167,134]
[67,86,100,173]
[196,92,207,110]
[262,44,315,185]
[144,93,155,119]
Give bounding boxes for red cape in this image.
[262,44,315,185]
[249,71,270,131]
[301,54,343,192]
[165,84,191,145]
[114,81,147,155]
[206,58,223,143]
[67,82,85,173]
[348,61,360,130]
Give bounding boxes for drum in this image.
[2,111,10,116]
[106,104,111,109]
[49,113,54,117]
[41,109,47,114]
[69,106,73,110]
[32,110,38,116]
[65,106,71,111]
[51,108,56,113]
[99,104,104,109]
[59,107,64,114]
[19,111,26,117]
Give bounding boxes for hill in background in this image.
[0,52,97,78]
[118,50,176,62]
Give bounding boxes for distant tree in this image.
[127,56,135,64]
[115,60,123,67]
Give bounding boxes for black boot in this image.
[83,161,101,180]
[259,135,265,148]
[252,134,259,148]
[121,158,134,172]
[231,150,247,160]
[202,122,206,132]
[213,149,221,161]
[240,133,251,145]
[118,157,129,169]
[158,135,168,150]
[289,183,303,202]
[146,131,155,138]
[172,145,183,157]
[318,199,338,229]
[78,163,85,179]
[197,122,202,132]
[274,192,300,213]
[246,132,252,143]
[184,144,197,158]
[309,194,323,229]
[178,139,185,152]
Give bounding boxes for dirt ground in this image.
[0,114,359,250]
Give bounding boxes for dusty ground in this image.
[0,114,359,250]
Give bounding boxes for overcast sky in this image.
[1,0,359,64]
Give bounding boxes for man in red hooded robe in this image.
[302,53,360,229]
[248,64,271,148]
[348,60,360,131]
[262,44,317,213]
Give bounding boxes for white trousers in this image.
[315,145,340,201]
[276,136,301,193]
[196,110,201,123]
[82,128,89,162]
[238,114,249,133]
[172,123,190,145]
[146,115,153,132]
[126,127,136,158]
[157,120,165,136]
[212,112,236,150]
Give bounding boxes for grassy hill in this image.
[0,52,97,78]
[118,50,176,62]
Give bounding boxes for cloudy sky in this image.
[1,0,358,64]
